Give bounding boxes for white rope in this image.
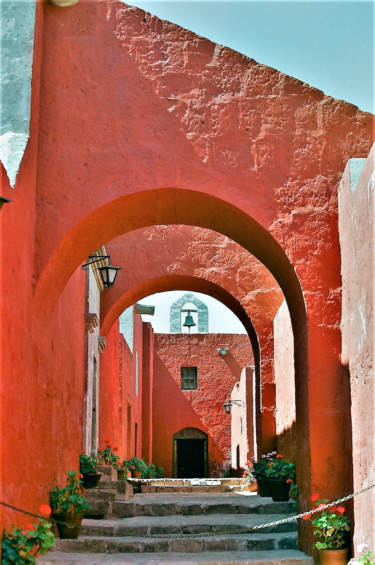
[250,482,375,530]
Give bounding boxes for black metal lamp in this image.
[223,400,244,414]
[0,196,11,210]
[82,255,121,287]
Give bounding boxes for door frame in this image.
[172,427,208,478]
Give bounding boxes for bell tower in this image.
[170,293,209,333]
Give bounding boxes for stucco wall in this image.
[230,366,255,470]
[273,300,296,437]
[152,333,253,476]
[339,146,375,553]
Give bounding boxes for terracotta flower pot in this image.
[53,512,84,539]
[268,479,291,501]
[82,472,102,489]
[257,478,272,497]
[132,470,142,479]
[318,547,348,565]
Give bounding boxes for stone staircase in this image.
[38,471,313,565]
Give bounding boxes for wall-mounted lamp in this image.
[82,255,121,287]
[0,196,11,211]
[223,400,244,414]
[218,347,229,356]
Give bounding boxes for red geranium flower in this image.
[286,478,292,483]
[317,503,327,511]
[302,513,312,520]
[336,506,346,514]
[276,454,284,459]
[39,504,52,517]
[310,493,320,503]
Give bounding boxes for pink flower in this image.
[317,503,327,511]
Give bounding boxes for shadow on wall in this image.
[221,352,243,381]
[152,354,226,477]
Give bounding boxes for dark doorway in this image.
[172,427,208,478]
[176,439,205,478]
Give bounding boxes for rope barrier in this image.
[250,482,375,531]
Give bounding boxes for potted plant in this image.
[97,441,121,469]
[1,510,55,564]
[127,457,148,479]
[264,453,296,501]
[50,470,90,539]
[303,493,350,564]
[244,452,278,496]
[116,459,131,481]
[79,453,102,488]
[145,463,164,478]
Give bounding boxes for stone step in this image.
[83,482,134,519]
[110,493,296,518]
[140,484,232,493]
[81,513,297,537]
[37,549,313,564]
[130,478,250,486]
[51,530,298,554]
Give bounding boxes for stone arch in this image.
[170,292,209,333]
[31,188,310,535]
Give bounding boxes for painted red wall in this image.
[142,322,154,464]
[99,310,144,461]
[1,1,374,554]
[152,333,253,476]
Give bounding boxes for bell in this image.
[183,311,196,330]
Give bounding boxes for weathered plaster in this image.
[153,333,253,476]
[0,0,35,187]
[339,145,375,553]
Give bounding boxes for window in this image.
[181,367,198,390]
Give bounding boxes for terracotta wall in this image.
[1,1,374,552]
[273,300,296,459]
[152,333,253,476]
[230,367,255,470]
[100,310,145,461]
[339,146,375,554]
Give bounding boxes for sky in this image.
[138,291,248,334]
[131,0,373,334]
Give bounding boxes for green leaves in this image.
[50,470,90,514]
[1,520,55,564]
[80,453,99,474]
[311,502,350,550]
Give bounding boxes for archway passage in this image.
[173,428,208,478]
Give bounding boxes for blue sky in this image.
[126,0,374,114]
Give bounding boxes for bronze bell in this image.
[183,311,196,330]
